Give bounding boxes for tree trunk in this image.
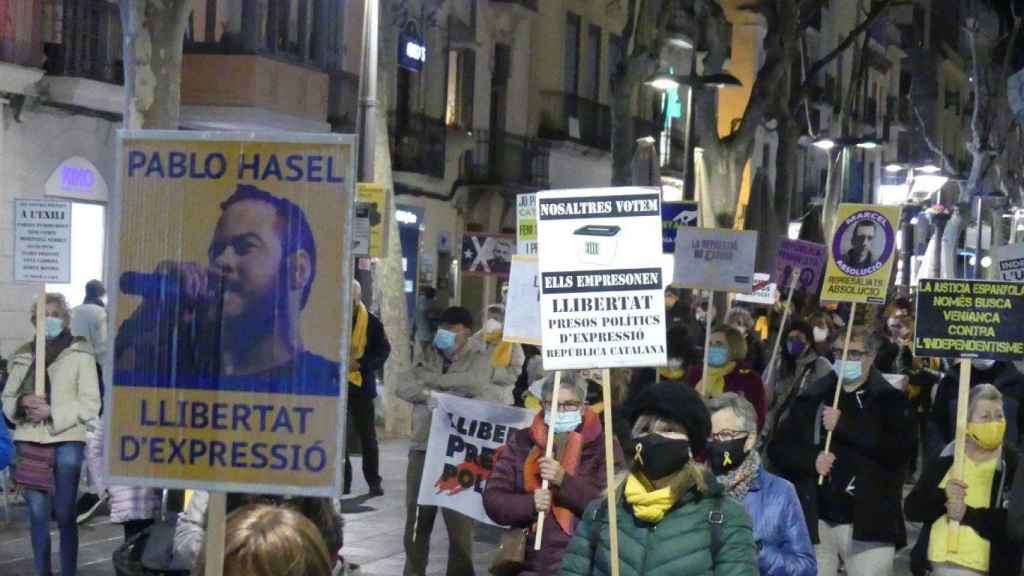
[941,209,963,279]
[702,149,746,228]
[610,76,636,186]
[119,0,192,130]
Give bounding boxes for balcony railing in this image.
[461,130,549,188]
[42,0,123,84]
[538,91,612,151]
[389,112,447,179]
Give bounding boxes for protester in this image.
[763,320,834,448]
[345,280,390,496]
[205,504,332,576]
[806,310,836,358]
[477,303,525,405]
[396,306,486,576]
[725,307,768,373]
[177,491,345,572]
[1010,452,1024,544]
[0,417,10,470]
[767,326,915,576]
[659,325,695,382]
[1,294,101,576]
[687,325,767,431]
[484,372,607,576]
[72,279,111,524]
[904,384,1021,576]
[928,360,1024,460]
[708,393,816,576]
[82,415,160,538]
[558,381,757,576]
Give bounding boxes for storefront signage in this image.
[45,156,109,202]
[399,31,426,71]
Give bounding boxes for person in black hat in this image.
[559,382,758,576]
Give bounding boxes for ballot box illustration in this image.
[574,224,621,265]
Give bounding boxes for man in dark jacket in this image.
[928,360,1024,460]
[767,327,915,576]
[1010,452,1024,544]
[344,280,391,496]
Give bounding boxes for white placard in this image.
[14,199,72,283]
[673,228,758,293]
[517,192,538,256]
[537,187,667,370]
[734,273,777,305]
[504,256,541,345]
[417,394,535,525]
[991,244,1024,282]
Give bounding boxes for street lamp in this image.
[812,138,837,150]
[917,163,942,174]
[644,71,744,91]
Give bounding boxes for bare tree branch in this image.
[912,99,957,174]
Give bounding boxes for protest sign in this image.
[517,192,538,256]
[735,273,777,305]
[913,278,1024,360]
[821,204,901,304]
[107,132,355,496]
[991,244,1024,282]
[462,232,514,277]
[355,183,388,258]
[503,256,541,345]
[14,199,72,283]
[672,228,758,293]
[417,394,534,525]
[774,238,827,292]
[537,187,667,370]
[661,201,699,254]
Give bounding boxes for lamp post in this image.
[812,136,886,235]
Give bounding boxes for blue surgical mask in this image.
[708,346,729,368]
[433,328,457,351]
[833,359,863,383]
[545,410,582,434]
[44,317,64,340]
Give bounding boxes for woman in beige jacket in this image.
[2,293,101,576]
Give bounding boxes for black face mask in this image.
[707,437,750,475]
[633,434,691,481]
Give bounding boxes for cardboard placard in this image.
[661,201,699,254]
[461,232,515,277]
[821,204,901,304]
[417,394,534,525]
[913,278,1024,360]
[14,199,72,283]
[991,244,1024,282]
[672,228,758,293]
[503,256,542,345]
[734,273,777,305]
[108,132,354,496]
[774,238,827,292]
[537,187,667,370]
[517,193,538,257]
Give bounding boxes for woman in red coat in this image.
[687,325,768,431]
[483,372,607,576]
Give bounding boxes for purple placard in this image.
[774,239,827,292]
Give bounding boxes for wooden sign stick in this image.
[763,269,801,392]
[601,369,620,576]
[819,302,857,486]
[204,491,227,576]
[947,359,972,552]
[699,291,714,397]
[534,371,561,551]
[34,292,46,396]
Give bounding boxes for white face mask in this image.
[485,318,503,334]
[813,327,829,343]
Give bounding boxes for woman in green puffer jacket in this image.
[558,381,758,576]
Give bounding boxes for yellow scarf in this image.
[490,338,514,369]
[658,367,686,381]
[348,303,369,386]
[624,473,676,523]
[699,362,736,398]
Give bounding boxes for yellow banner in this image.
[110,133,354,495]
[821,203,901,304]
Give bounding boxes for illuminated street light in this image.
[981,256,993,269]
[918,164,942,174]
[885,163,904,173]
[813,138,837,150]
[646,72,680,91]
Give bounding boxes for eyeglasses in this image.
[547,401,582,411]
[710,430,749,442]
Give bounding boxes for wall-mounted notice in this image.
[517,193,538,256]
[14,199,72,283]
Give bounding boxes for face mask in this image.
[707,437,750,476]
[633,434,692,481]
[696,308,707,323]
[786,339,807,357]
[708,346,729,368]
[485,318,503,334]
[973,359,997,370]
[813,327,829,343]
[433,328,457,351]
[833,359,864,383]
[968,420,1006,450]
[44,317,64,340]
[545,409,582,434]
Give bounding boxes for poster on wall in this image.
[517,193,538,256]
[537,187,667,370]
[417,394,534,525]
[503,256,541,345]
[914,278,1024,360]
[14,198,72,283]
[107,132,355,496]
[354,183,388,258]
[672,228,758,293]
[461,232,515,277]
[821,203,901,304]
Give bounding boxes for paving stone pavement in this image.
[0,438,919,575]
